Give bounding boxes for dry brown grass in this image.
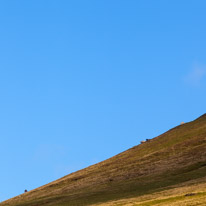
[94,176,206,206]
[2,114,206,206]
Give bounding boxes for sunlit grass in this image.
[2,114,206,206]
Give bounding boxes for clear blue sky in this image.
[0,0,206,201]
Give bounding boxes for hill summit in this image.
[2,114,206,206]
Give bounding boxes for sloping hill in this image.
[2,114,206,206]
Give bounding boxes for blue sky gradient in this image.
[0,0,206,201]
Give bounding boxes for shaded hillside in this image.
[2,114,206,206]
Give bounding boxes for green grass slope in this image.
[2,114,206,206]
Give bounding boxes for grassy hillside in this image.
[2,114,206,206]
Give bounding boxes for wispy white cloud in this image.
[184,64,206,86]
